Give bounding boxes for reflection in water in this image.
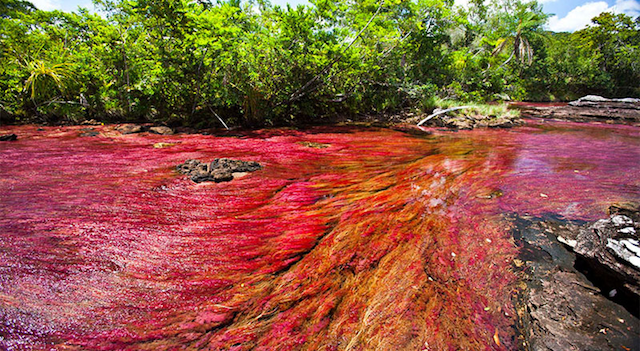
[0,121,638,350]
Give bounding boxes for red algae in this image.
[0,121,638,350]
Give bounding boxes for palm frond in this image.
[24,60,72,100]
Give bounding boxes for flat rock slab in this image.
[512,213,640,351]
[518,95,640,123]
[177,158,262,183]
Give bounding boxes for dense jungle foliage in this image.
[0,0,639,127]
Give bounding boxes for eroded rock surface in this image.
[513,212,640,351]
[177,158,262,183]
[518,95,640,124]
[427,111,523,130]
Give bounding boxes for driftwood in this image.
[417,106,471,126]
[209,107,230,130]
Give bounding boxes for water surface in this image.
[1,120,638,350]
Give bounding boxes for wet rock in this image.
[0,134,17,141]
[81,119,102,125]
[517,95,640,124]
[526,270,637,351]
[177,158,262,183]
[298,141,330,148]
[115,124,143,134]
[79,128,99,137]
[149,126,174,135]
[153,142,178,149]
[512,214,639,351]
[80,131,99,137]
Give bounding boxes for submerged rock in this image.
[0,134,17,141]
[79,128,99,137]
[177,158,262,183]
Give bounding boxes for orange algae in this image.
[0,121,638,350]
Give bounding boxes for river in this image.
[1,120,638,350]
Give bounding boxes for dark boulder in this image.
[177,158,262,183]
[0,134,17,141]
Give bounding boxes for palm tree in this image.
[490,5,548,67]
[23,60,72,101]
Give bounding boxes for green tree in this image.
[486,0,548,67]
[575,12,640,96]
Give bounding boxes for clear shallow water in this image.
[0,121,638,350]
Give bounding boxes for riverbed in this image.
[1,120,638,350]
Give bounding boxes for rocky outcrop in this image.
[149,126,174,135]
[115,124,174,135]
[177,158,262,183]
[513,208,640,351]
[517,95,640,123]
[419,108,523,130]
[0,134,17,141]
[439,114,523,129]
[115,124,143,134]
[559,203,640,299]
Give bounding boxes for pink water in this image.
[0,120,638,350]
